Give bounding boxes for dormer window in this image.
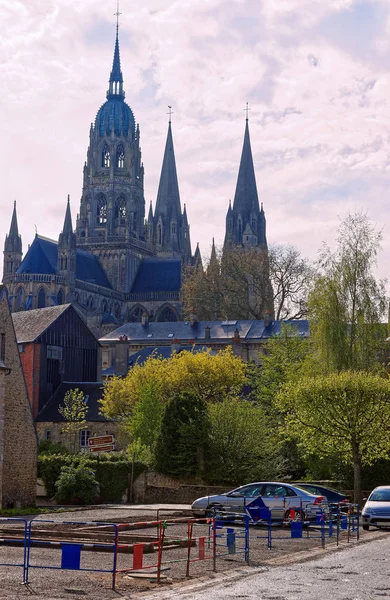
[102,144,110,168]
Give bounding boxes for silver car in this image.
[362,486,390,530]
[191,482,328,520]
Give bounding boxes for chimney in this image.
[141,312,148,327]
[264,310,272,328]
[114,341,129,377]
[190,312,198,327]
[205,325,211,340]
[231,327,242,358]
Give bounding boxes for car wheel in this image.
[362,524,369,531]
[285,508,304,523]
[207,503,223,516]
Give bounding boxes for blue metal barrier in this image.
[212,513,249,564]
[25,519,119,589]
[0,517,28,583]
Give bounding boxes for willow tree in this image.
[309,212,388,373]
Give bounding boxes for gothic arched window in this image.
[115,196,126,224]
[101,144,110,168]
[37,288,46,309]
[101,300,108,314]
[171,222,176,235]
[16,287,24,311]
[116,144,125,169]
[251,217,256,231]
[114,303,121,319]
[57,289,64,305]
[128,305,147,322]
[157,305,177,322]
[157,223,162,245]
[96,194,107,225]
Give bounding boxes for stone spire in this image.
[4,201,22,254]
[3,201,23,283]
[233,119,260,218]
[107,23,124,99]
[224,118,266,248]
[58,196,76,282]
[154,120,186,256]
[61,195,74,240]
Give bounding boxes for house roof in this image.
[99,319,310,343]
[36,382,106,422]
[131,259,181,293]
[16,235,112,289]
[12,304,71,343]
[102,344,212,376]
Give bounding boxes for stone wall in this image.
[133,471,231,505]
[0,288,37,508]
[36,420,119,451]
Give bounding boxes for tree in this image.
[182,243,312,322]
[269,244,313,320]
[100,348,247,425]
[278,371,390,503]
[127,381,163,463]
[58,388,87,453]
[154,391,211,478]
[207,398,282,485]
[309,212,388,373]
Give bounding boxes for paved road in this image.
[141,535,390,600]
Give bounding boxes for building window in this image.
[115,196,126,224]
[96,194,107,225]
[45,429,51,441]
[0,333,5,362]
[101,144,110,168]
[16,287,24,311]
[80,430,90,448]
[157,224,162,245]
[157,306,177,322]
[38,288,46,309]
[171,222,176,235]
[116,145,125,169]
[47,345,63,360]
[57,289,64,305]
[18,344,24,353]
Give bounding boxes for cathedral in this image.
[2,26,269,337]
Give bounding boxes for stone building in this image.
[3,25,273,335]
[0,286,37,508]
[2,26,199,337]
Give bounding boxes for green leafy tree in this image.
[207,398,282,485]
[58,388,87,453]
[309,212,388,373]
[55,462,99,505]
[278,371,390,503]
[154,391,211,478]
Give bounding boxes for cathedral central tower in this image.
[76,25,149,291]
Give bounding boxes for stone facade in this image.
[0,286,37,508]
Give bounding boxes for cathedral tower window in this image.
[157,223,162,245]
[96,194,107,225]
[101,144,110,168]
[115,196,126,225]
[116,144,125,168]
[156,305,177,322]
[171,222,176,235]
[38,288,46,309]
[16,287,24,311]
[57,289,64,305]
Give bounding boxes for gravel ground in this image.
[0,506,383,600]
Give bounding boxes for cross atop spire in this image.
[107,4,124,99]
[244,102,251,121]
[167,105,173,124]
[114,0,121,32]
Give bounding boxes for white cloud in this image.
[1,0,390,291]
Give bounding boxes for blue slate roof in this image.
[16,235,112,289]
[102,344,212,376]
[99,319,310,343]
[131,259,181,293]
[96,98,134,137]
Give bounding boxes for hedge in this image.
[38,452,147,503]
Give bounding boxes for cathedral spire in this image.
[154,119,182,248]
[233,119,260,217]
[62,195,73,238]
[107,9,124,99]
[8,201,20,245]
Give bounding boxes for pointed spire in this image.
[62,195,73,237]
[148,201,153,221]
[107,14,124,99]
[208,237,219,275]
[233,120,260,217]
[9,201,19,240]
[4,201,22,254]
[154,120,182,226]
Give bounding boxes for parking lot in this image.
[0,505,386,600]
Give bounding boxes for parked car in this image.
[361,486,390,530]
[191,482,328,521]
[293,483,350,506]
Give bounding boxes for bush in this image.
[38,440,69,456]
[55,463,100,505]
[38,452,148,502]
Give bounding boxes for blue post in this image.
[227,528,236,554]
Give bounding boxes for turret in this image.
[3,202,22,283]
[58,196,76,284]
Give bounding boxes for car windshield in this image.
[369,490,390,502]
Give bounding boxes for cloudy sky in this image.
[2,0,390,283]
